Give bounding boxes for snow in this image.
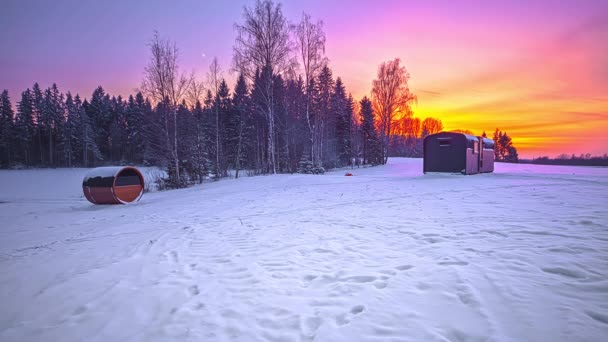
[82,166,124,182]
[0,158,607,342]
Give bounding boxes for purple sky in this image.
[2,0,607,157]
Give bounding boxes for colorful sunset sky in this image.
[2,0,607,158]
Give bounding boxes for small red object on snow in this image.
[345,172,353,176]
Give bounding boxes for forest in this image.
[0,0,523,187]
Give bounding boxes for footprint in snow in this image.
[374,281,388,289]
[188,285,200,296]
[335,305,366,326]
[303,316,323,335]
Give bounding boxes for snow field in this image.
[0,158,607,341]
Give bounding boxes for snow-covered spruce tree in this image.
[0,90,15,168]
[284,76,308,172]
[297,153,314,174]
[346,94,356,166]
[63,93,78,167]
[202,90,218,178]
[124,93,147,164]
[108,95,127,163]
[360,96,382,165]
[142,99,167,168]
[313,65,334,169]
[79,97,103,167]
[273,74,290,173]
[331,77,351,167]
[216,79,231,178]
[15,89,36,165]
[41,84,65,167]
[176,100,197,185]
[31,83,44,165]
[87,86,113,161]
[191,100,211,183]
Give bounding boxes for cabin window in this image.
[439,139,451,146]
[473,141,479,154]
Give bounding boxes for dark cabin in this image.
[423,132,494,175]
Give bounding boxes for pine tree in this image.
[0,90,15,168]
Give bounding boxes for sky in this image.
[1,0,607,158]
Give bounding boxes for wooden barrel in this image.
[83,166,145,204]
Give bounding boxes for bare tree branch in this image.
[371,58,417,164]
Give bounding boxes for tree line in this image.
[520,154,608,167]
[0,0,447,186]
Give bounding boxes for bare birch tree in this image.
[371,58,416,164]
[207,57,223,179]
[141,31,192,186]
[233,0,293,174]
[293,12,327,167]
[186,77,206,109]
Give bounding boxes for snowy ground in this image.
[0,158,607,342]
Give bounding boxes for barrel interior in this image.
[113,168,144,203]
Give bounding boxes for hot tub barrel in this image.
[83,166,144,204]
